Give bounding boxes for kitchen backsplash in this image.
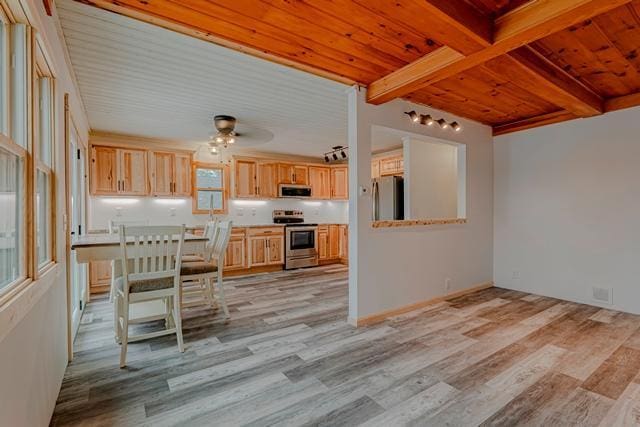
[88,197,348,230]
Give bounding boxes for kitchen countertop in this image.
[89,223,348,234]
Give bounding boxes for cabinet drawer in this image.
[247,226,284,237]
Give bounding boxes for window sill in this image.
[371,218,467,228]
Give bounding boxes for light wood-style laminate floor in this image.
[52,265,640,426]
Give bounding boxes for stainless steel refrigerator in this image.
[372,176,404,220]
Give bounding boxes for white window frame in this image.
[192,162,229,214]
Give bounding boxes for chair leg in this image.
[113,293,120,344]
[216,273,230,319]
[174,292,185,353]
[119,298,130,368]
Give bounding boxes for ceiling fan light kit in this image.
[405,111,462,133]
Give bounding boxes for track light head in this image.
[324,155,330,163]
[421,114,434,126]
[332,152,339,161]
[341,150,347,159]
[436,119,448,129]
[451,121,461,132]
[405,111,419,123]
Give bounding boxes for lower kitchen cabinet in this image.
[89,260,112,296]
[318,224,348,264]
[224,229,247,270]
[247,227,285,268]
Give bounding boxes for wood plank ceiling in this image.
[74,0,640,135]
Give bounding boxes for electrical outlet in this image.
[169,208,176,217]
[237,208,244,216]
[251,208,256,216]
[115,207,123,217]
[445,278,451,292]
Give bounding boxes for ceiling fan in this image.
[207,115,274,154]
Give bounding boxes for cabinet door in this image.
[331,167,348,200]
[371,160,380,179]
[292,165,308,185]
[267,235,284,264]
[235,160,257,198]
[89,260,112,295]
[318,229,329,260]
[277,163,294,184]
[329,225,340,259]
[90,146,118,195]
[339,225,348,259]
[308,166,331,199]
[119,149,147,195]
[173,153,192,196]
[151,152,174,196]
[380,156,402,175]
[249,237,267,267]
[257,162,278,198]
[224,237,246,270]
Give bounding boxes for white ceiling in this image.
[57,0,349,158]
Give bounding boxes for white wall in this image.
[494,107,640,314]
[0,0,90,425]
[348,87,494,320]
[88,197,348,230]
[403,137,459,219]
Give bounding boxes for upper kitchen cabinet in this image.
[235,159,258,198]
[90,146,148,196]
[278,163,308,185]
[257,162,278,198]
[379,155,404,176]
[149,151,192,197]
[331,166,348,200]
[308,166,331,199]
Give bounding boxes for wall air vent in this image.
[591,286,612,305]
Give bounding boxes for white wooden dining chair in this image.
[180,220,232,318]
[181,219,218,263]
[180,220,220,308]
[114,225,186,368]
[108,219,149,303]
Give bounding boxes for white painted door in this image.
[69,130,87,339]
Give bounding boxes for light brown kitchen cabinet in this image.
[224,229,247,271]
[329,225,341,259]
[257,162,278,198]
[309,166,331,199]
[90,146,117,194]
[277,163,308,185]
[90,146,148,196]
[267,236,284,264]
[318,225,329,260]
[339,225,348,260]
[173,153,192,196]
[235,159,258,198]
[331,166,348,200]
[247,227,285,267]
[89,260,111,296]
[150,151,192,197]
[371,160,380,179]
[380,156,403,176]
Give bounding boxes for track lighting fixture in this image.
[323,146,348,163]
[405,111,461,133]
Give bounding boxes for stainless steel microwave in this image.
[279,184,312,198]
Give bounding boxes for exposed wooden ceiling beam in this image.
[492,110,578,136]
[504,47,603,116]
[367,0,633,105]
[604,92,640,112]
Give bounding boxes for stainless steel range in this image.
[273,210,319,270]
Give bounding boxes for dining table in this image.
[71,232,208,341]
